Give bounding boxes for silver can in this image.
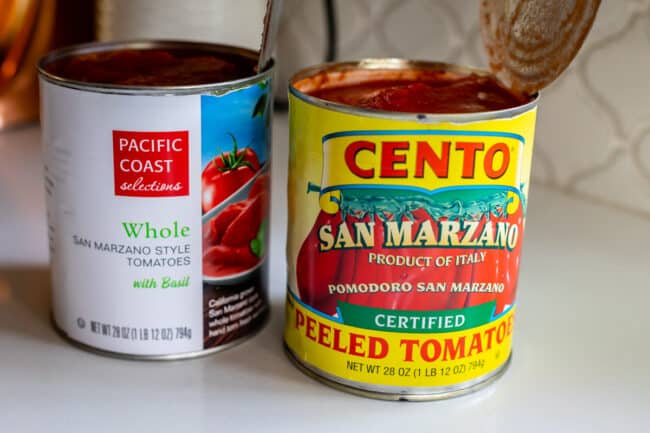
[39,40,273,359]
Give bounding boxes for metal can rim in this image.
[289,58,539,123]
[37,39,274,95]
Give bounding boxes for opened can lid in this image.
[480,0,601,95]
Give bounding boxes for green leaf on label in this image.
[252,94,268,118]
[250,239,261,257]
[250,218,268,258]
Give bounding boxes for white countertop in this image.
[1,114,649,433]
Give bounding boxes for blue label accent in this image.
[322,129,526,146]
[201,80,271,169]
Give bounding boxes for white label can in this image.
[38,41,273,359]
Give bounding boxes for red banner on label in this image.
[112,130,189,197]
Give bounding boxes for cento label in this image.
[285,94,536,388]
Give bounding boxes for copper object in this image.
[0,0,94,129]
[0,0,55,129]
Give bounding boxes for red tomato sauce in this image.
[45,48,257,86]
[303,71,528,114]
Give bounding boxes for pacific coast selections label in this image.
[285,94,536,388]
[42,75,271,356]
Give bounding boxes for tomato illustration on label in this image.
[203,173,269,277]
[201,132,261,214]
[284,80,538,394]
[296,187,522,317]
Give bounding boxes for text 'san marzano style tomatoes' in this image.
[201,132,260,213]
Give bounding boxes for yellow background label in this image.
[287,95,537,291]
[285,294,515,387]
[286,93,537,388]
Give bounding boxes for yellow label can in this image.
[284,60,538,400]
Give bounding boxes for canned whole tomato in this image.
[39,41,272,359]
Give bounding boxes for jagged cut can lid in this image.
[480,0,601,95]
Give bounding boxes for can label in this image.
[285,94,536,388]
[42,76,271,356]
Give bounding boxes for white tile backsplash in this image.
[277,0,650,218]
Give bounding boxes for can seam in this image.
[52,308,270,361]
[288,59,539,123]
[284,342,512,401]
[38,40,274,95]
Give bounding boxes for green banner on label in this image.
[337,300,497,333]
